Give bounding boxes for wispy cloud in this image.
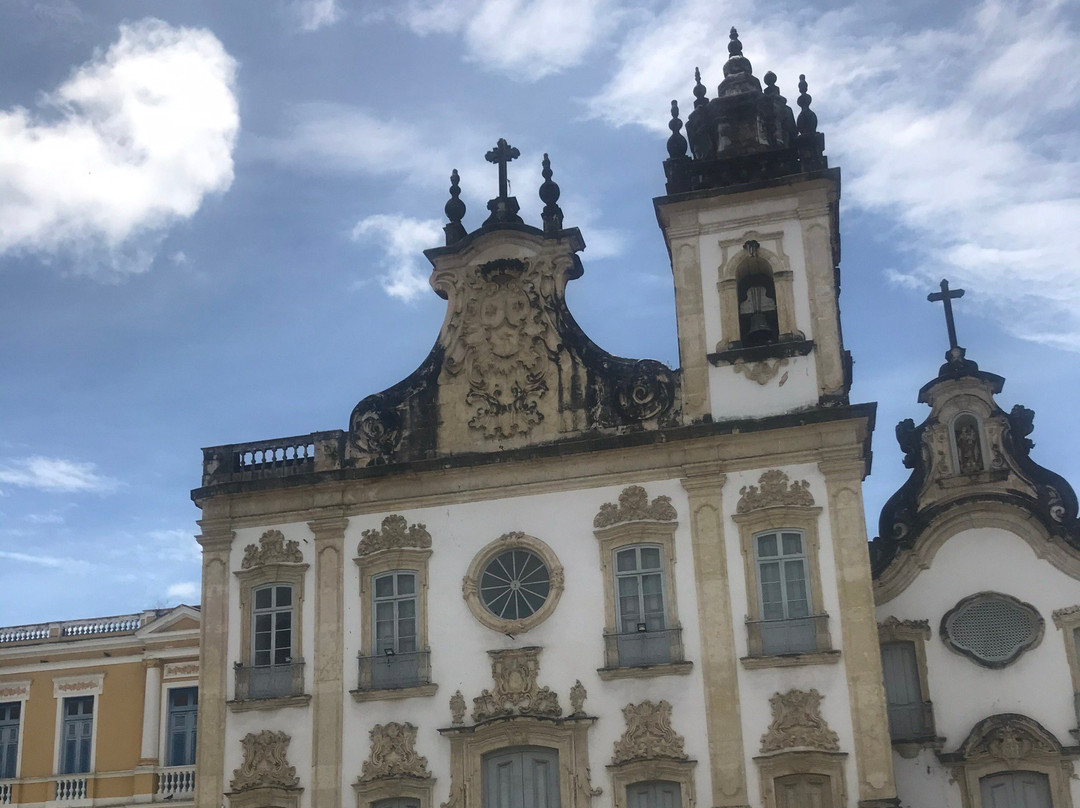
[165,581,200,601]
[587,0,1080,350]
[351,214,444,302]
[0,457,119,493]
[0,18,239,278]
[23,511,65,525]
[387,0,621,80]
[0,550,90,570]
[294,0,343,31]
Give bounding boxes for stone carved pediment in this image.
[737,470,815,513]
[359,722,431,782]
[594,486,677,528]
[471,647,561,722]
[230,730,299,792]
[242,530,303,569]
[612,700,687,764]
[357,515,432,556]
[878,616,931,637]
[760,689,839,753]
[956,714,1062,765]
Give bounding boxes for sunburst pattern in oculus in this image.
[479,549,551,620]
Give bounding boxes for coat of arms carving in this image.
[471,647,561,722]
[612,700,687,764]
[230,730,300,792]
[359,722,431,782]
[760,688,839,753]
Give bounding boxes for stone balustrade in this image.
[53,777,87,801]
[156,766,196,801]
[200,431,345,487]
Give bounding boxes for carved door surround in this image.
[607,700,696,808]
[438,648,598,808]
[938,714,1076,808]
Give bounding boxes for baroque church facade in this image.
[189,30,1080,808]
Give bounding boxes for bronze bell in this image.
[747,312,775,342]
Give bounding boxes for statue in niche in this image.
[954,415,983,474]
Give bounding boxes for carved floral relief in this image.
[359,722,431,782]
[594,486,677,528]
[241,530,303,569]
[611,700,687,764]
[471,647,561,722]
[230,730,300,792]
[760,689,839,753]
[357,515,432,556]
[737,469,815,513]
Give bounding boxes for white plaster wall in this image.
[225,522,316,808]
[880,526,1080,807]
[720,464,861,806]
[695,198,823,422]
[339,477,714,807]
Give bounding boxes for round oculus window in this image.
[480,549,551,620]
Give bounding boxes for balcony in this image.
[233,661,305,703]
[598,628,691,680]
[156,766,196,801]
[201,432,345,487]
[888,700,936,743]
[54,777,88,801]
[353,651,436,701]
[0,783,10,805]
[744,614,838,667]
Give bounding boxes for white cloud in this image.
[394,0,620,80]
[166,581,200,601]
[23,512,65,525]
[0,457,119,493]
[587,0,1080,350]
[351,214,444,301]
[294,0,343,31]
[0,550,89,570]
[0,18,239,278]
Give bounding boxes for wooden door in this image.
[483,747,560,808]
[626,780,682,808]
[980,771,1052,808]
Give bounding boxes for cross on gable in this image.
[927,278,965,352]
[485,138,520,200]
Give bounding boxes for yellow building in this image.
[0,607,200,808]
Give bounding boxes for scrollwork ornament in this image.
[229,730,299,792]
[760,689,840,753]
[732,356,788,385]
[612,700,687,764]
[359,722,430,782]
[594,486,677,528]
[471,648,561,722]
[613,360,675,421]
[737,469,815,513]
[357,515,432,556]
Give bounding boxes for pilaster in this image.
[670,236,713,422]
[309,514,348,808]
[194,520,234,808]
[679,464,749,808]
[818,455,899,808]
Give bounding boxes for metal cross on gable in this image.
[485,138,520,200]
[928,278,965,352]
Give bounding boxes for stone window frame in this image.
[733,505,836,668]
[232,562,309,711]
[51,674,104,779]
[608,760,696,808]
[0,681,30,782]
[948,411,989,476]
[462,533,564,635]
[1052,606,1080,732]
[439,717,595,808]
[940,714,1076,808]
[353,547,436,702]
[716,236,799,351]
[940,591,1044,670]
[753,751,847,808]
[877,618,938,755]
[352,777,433,808]
[593,521,691,680]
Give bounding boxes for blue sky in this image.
[2,0,1078,626]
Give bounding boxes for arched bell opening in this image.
[737,271,780,347]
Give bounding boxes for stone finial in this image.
[763,71,778,97]
[569,680,587,715]
[692,67,707,109]
[594,485,677,528]
[484,137,523,226]
[444,169,467,245]
[241,530,303,569]
[359,722,431,782]
[723,26,753,78]
[612,700,688,764]
[796,74,818,135]
[666,100,688,159]
[760,689,840,753]
[230,730,300,792]
[539,153,564,234]
[449,690,466,725]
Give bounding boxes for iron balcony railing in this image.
[745,613,831,657]
[887,700,936,742]
[357,650,431,691]
[234,660,305,701]
[602,627,683,669]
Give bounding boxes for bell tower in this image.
[656,29,850,424]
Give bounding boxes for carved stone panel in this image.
[241,530,303,569]
[471,647,561,722]
[737,470,815,513]
[230,730,300,792]
[357,515,432,556]
[760,689,840,753]
[359,722,431,782]
[612,700,687,764]
[594,486,677,528]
